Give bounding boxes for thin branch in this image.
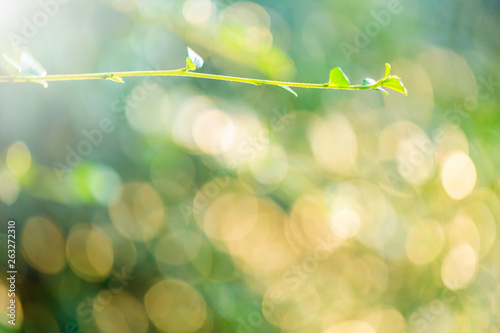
[0,48,408,96]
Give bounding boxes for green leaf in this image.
[328,67,350,87]
[186,47,203,71]
[277,85,298,97]
[186,58,196,71]
[383,63,391,79]
[382,75,407,95]
[106,76,124,83]
[362,77,377,86]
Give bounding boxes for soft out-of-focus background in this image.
[0,0,499,332]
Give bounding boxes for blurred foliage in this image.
[0,0,500,332]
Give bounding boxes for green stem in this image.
[0,68,382,91]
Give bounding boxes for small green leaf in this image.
[382,75,407,95]
[106,76,124,83]
[376,87,389,95]
[277,85,298,97]
[383,63,391,79]
[186,58,196,71]
[328,67,350,87]
[362,77,377,86]
[186,47,203,71]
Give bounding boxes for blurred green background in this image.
[0,0,500,332]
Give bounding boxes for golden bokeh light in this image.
[144,279,207,333]
[406,219,444,265]
[362,307,406,333]
[6,141,31,177]
[462,202,497,257]
[66,223,114,282]
[109,182,165,242]
[94,293,148,333]
[0,169,20,205]
[224,198,297,278]
[220,110,268,168]
[328,180,395,255]
[378,121,436,185]
[441,151,477,200]
[191,177,237,230]
[21,216,66,275]
[173,96,215,152]
[395,129,436,185]
[328,207,361,239]
[379,121,419,161]
[182,0,213,25]
[324,320,375,333]
[200,192,259,244]
[289,192,338,251]
[460,201,497,258]
[441,243,478,290]
[192,109,235,155]
[263,280,321,330]
[447,212,480,255]
[309,112,358,174]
